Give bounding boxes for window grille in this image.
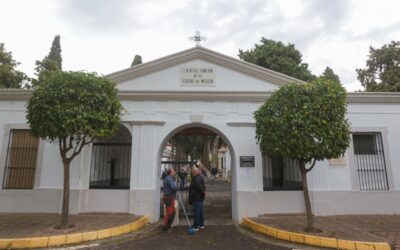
[262,156,302,191]
[353,132,389,191]
[3,130,39,189]
[89,125,131,189]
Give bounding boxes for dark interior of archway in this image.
[89,125,132,189]
[161,126,232,223]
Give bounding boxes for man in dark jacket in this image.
[189,167,206,231]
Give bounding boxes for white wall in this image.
[1,97,400,221]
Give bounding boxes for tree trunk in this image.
[60,157,70,229]
[299,159,314,231]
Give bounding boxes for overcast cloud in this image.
[1,0,399,91]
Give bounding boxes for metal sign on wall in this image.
[240,156,255,167]
[180,67,216,87]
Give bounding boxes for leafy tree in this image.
[32,35,62,87]
[131,55,142,67]
[319,67,340,84]
[0,43,28,88]
[356,41,400,92]
[254,79,351,231]
[27,71,121,229]
[239,37,315,82]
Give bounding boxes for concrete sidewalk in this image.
[0,213,139,238]
[252,214,400,249]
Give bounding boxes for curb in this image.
[242,217,392,250]
[0,215,149,249]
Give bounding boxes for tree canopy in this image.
[255,79,350,162]
[356,41,400,92]
[131,54,142,67]
[254,79,351,230]
[26,71,121,228]
[27,71,121,142]
[32,35,62,88]
[318,67,341,84]
[238,37,315,82]
[0,43,28,88]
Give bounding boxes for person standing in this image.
[210,165,218,182]
[162,168,178,232]
[178,167,187,190]
[189,167,206,231]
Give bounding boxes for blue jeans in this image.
[192,201,204,229]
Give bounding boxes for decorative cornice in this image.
[0,89,32,100]
[118,91,270,102]
[105,47,305,86]
[1,89,400,104]
[346,92,400,103]
[227,122,256,127]
[127,120,165,126]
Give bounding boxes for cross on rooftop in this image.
[189,31,207,47]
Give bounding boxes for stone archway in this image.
[156,122,237,223]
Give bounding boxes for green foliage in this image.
[356,41,400,92]
[47,35,62,69]
[131,55,142,67]
[239,37,315,82]
[27,71,121,143]
[319,67,341,84]
[32,35,62,88]
[0,43,28,88]
[27,70,121,229]
[254,79,351,163]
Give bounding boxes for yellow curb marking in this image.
[320,236,338,249]
[10,238,30,249]
[66,233,83,244]
[304,234,321,246]
[0,239,12,249]
[338,239,356,250]
[374,242,392,250]
[0,215,149,249]
[110,226,123,237]
[97,228,111,240]
[82,231,98,242]
[289,232,305,244]
[29,237,49,248]
[242,217,391,250]
[48,234,66,247]
[355,241,375,250]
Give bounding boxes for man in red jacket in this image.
[162,168,178,232]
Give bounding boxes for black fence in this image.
[262,157,302,191]
[353,132,389,191]
[90,142,131,189]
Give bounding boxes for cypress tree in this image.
[32,35,62,87]
[131,55,142,67]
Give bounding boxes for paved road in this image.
[54,179,321,250]
[84,225,292,250]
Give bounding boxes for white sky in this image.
[1,0,399,91]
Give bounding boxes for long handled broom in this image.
[176,189,196,235]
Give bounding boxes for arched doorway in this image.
[89,124,132,189]
[157,123,236,224]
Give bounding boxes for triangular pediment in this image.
[107,46,304,91]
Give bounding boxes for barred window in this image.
[262,156,302,191]
[353,132,389,191]
[3,130,39,189]
[90,125,131,189]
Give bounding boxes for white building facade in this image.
[0,47,399,222]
